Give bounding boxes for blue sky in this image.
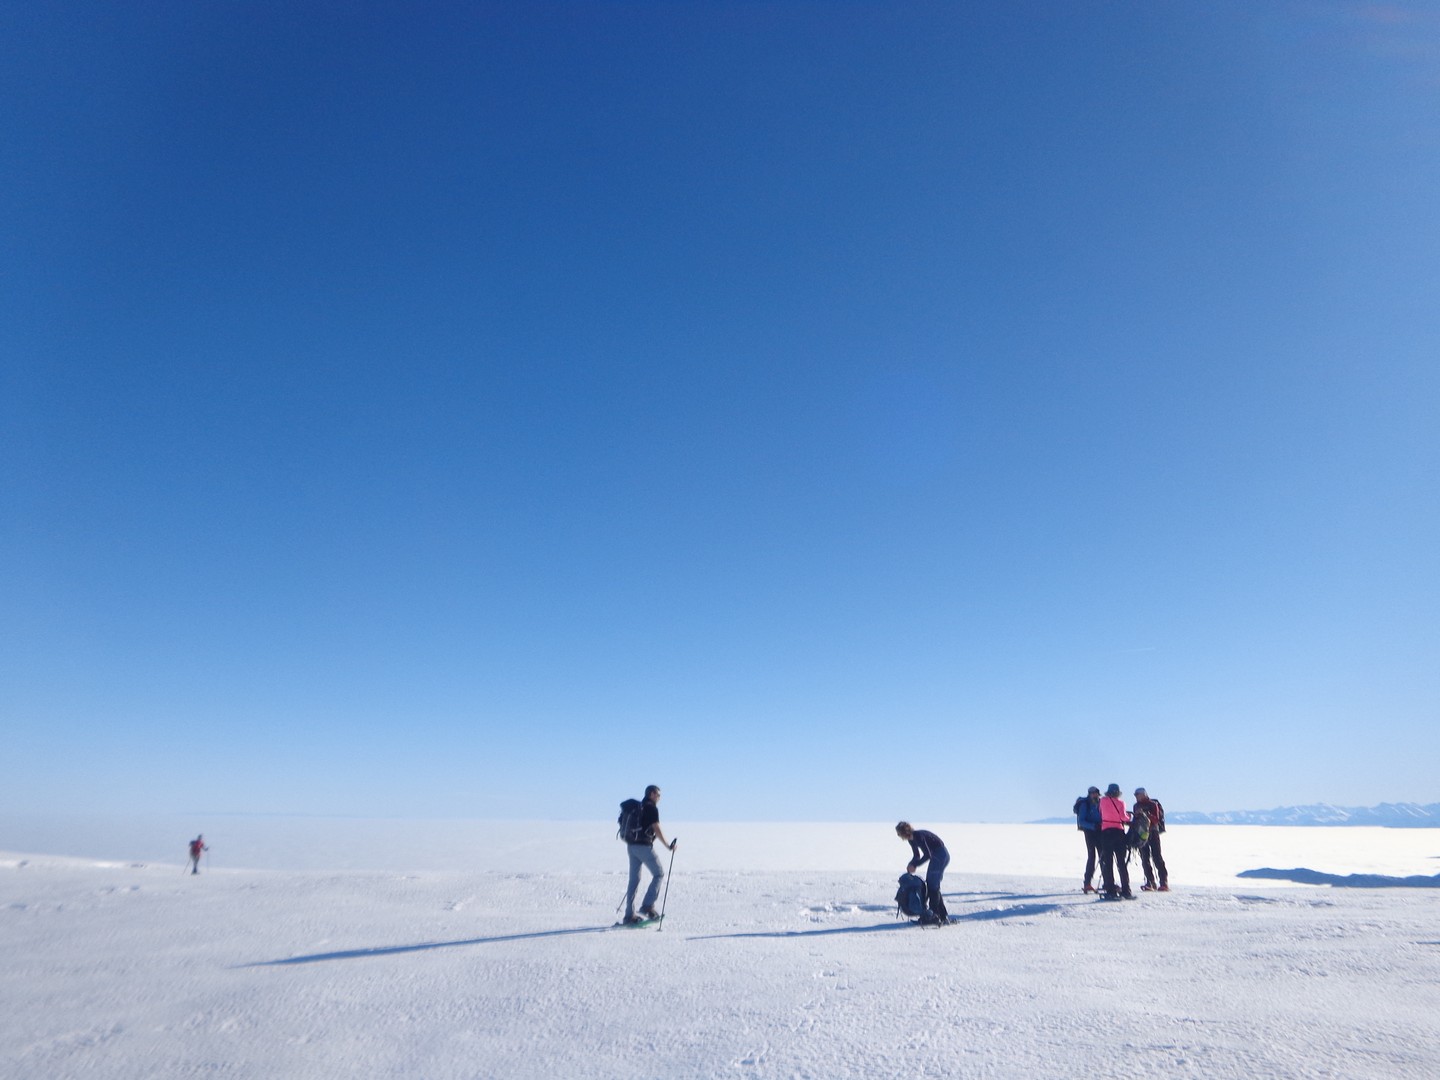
[4,2,1437,824]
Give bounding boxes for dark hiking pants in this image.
[1140,834,1168,887]
[924,848,950,921]
[1099,829,1130,895]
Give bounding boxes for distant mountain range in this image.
[1037,801,1440,828]
[1165,802,1440,827]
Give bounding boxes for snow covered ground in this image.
[4,821,1439,1079]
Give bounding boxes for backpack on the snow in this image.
[895,872,927,918]
[617,798,650,844]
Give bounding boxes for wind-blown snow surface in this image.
[5,823,1440,1079]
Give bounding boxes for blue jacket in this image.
[1074,796,1101,832]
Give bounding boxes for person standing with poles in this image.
[187,834,208,875]
[619,785,675,925]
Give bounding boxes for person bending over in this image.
[896,821,950,924]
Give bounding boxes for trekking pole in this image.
[656,840,677,931]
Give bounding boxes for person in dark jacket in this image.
[622,785,675,924]
[1073,787,1102,893]
[1133,787,1169,891]
[895,822,949,924]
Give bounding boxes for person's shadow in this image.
[242,924,619,967]
[688,902,1063,941]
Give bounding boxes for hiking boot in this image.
[623,914,645,925]
[1082,883,1097,894]
[1158,884,1170,892]
[1140,883,1156,892]
[1102,888,1120,900]
[640,907,660,920]
[1120,890,1136,900]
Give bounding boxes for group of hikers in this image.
[619,789,1169,933]
[1074,784,1169,900]
[616,783,1169,927]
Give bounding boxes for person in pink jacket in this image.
[1097,784,1134,900]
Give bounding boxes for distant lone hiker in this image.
[895,822,949,925]
[1074,786,1102,893]
[1097,785,1134,900]
[620,785,674,925]
[188,835,208,875]
[1133,787,1169,891]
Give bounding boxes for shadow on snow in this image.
[242,925,618,967]
[1237,867,1440,888]
[689,903,1061,941]
[951,902,1062,921]
[688,922,913,941]
[245,898,1075,964]
[946,890,1075,902]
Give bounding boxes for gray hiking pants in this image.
[625,842,664,916]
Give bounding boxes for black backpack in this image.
[895,872,927,918]
[617,798,650,844]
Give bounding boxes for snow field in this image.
[5,841,1440,1079]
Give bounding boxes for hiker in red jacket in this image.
[1133,788,1169,891]
[188,835,208,875]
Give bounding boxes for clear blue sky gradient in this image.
[4,2,1437,822]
